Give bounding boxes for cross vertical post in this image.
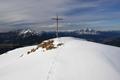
[52,15,63,38]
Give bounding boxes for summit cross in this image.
[52,15,63,38]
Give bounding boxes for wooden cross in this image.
[52,15,63,38]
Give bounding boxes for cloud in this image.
[0,0,120,32]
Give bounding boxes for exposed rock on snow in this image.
[27,39,63,54]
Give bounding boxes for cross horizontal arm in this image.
[52,18,63,20]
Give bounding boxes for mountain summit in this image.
[18,29,36,37]
[0,37,120,80]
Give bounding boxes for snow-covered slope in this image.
[0,37,120,80]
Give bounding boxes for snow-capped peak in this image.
[18,29,36,37]
[75,28,98,35]
[19,29,34,35]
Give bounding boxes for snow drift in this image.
[0,37,120,80]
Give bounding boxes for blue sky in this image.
[0,0,120,32]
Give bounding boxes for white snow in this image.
[19,29,34,35]
[0,37,120,80]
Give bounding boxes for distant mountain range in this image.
[0,28,120,54]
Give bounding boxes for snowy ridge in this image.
[19,29,33,35]
[74,28,98,35]
[0,37,120,80]
[18,28,37,37]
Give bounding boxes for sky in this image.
[0,0,120,32]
